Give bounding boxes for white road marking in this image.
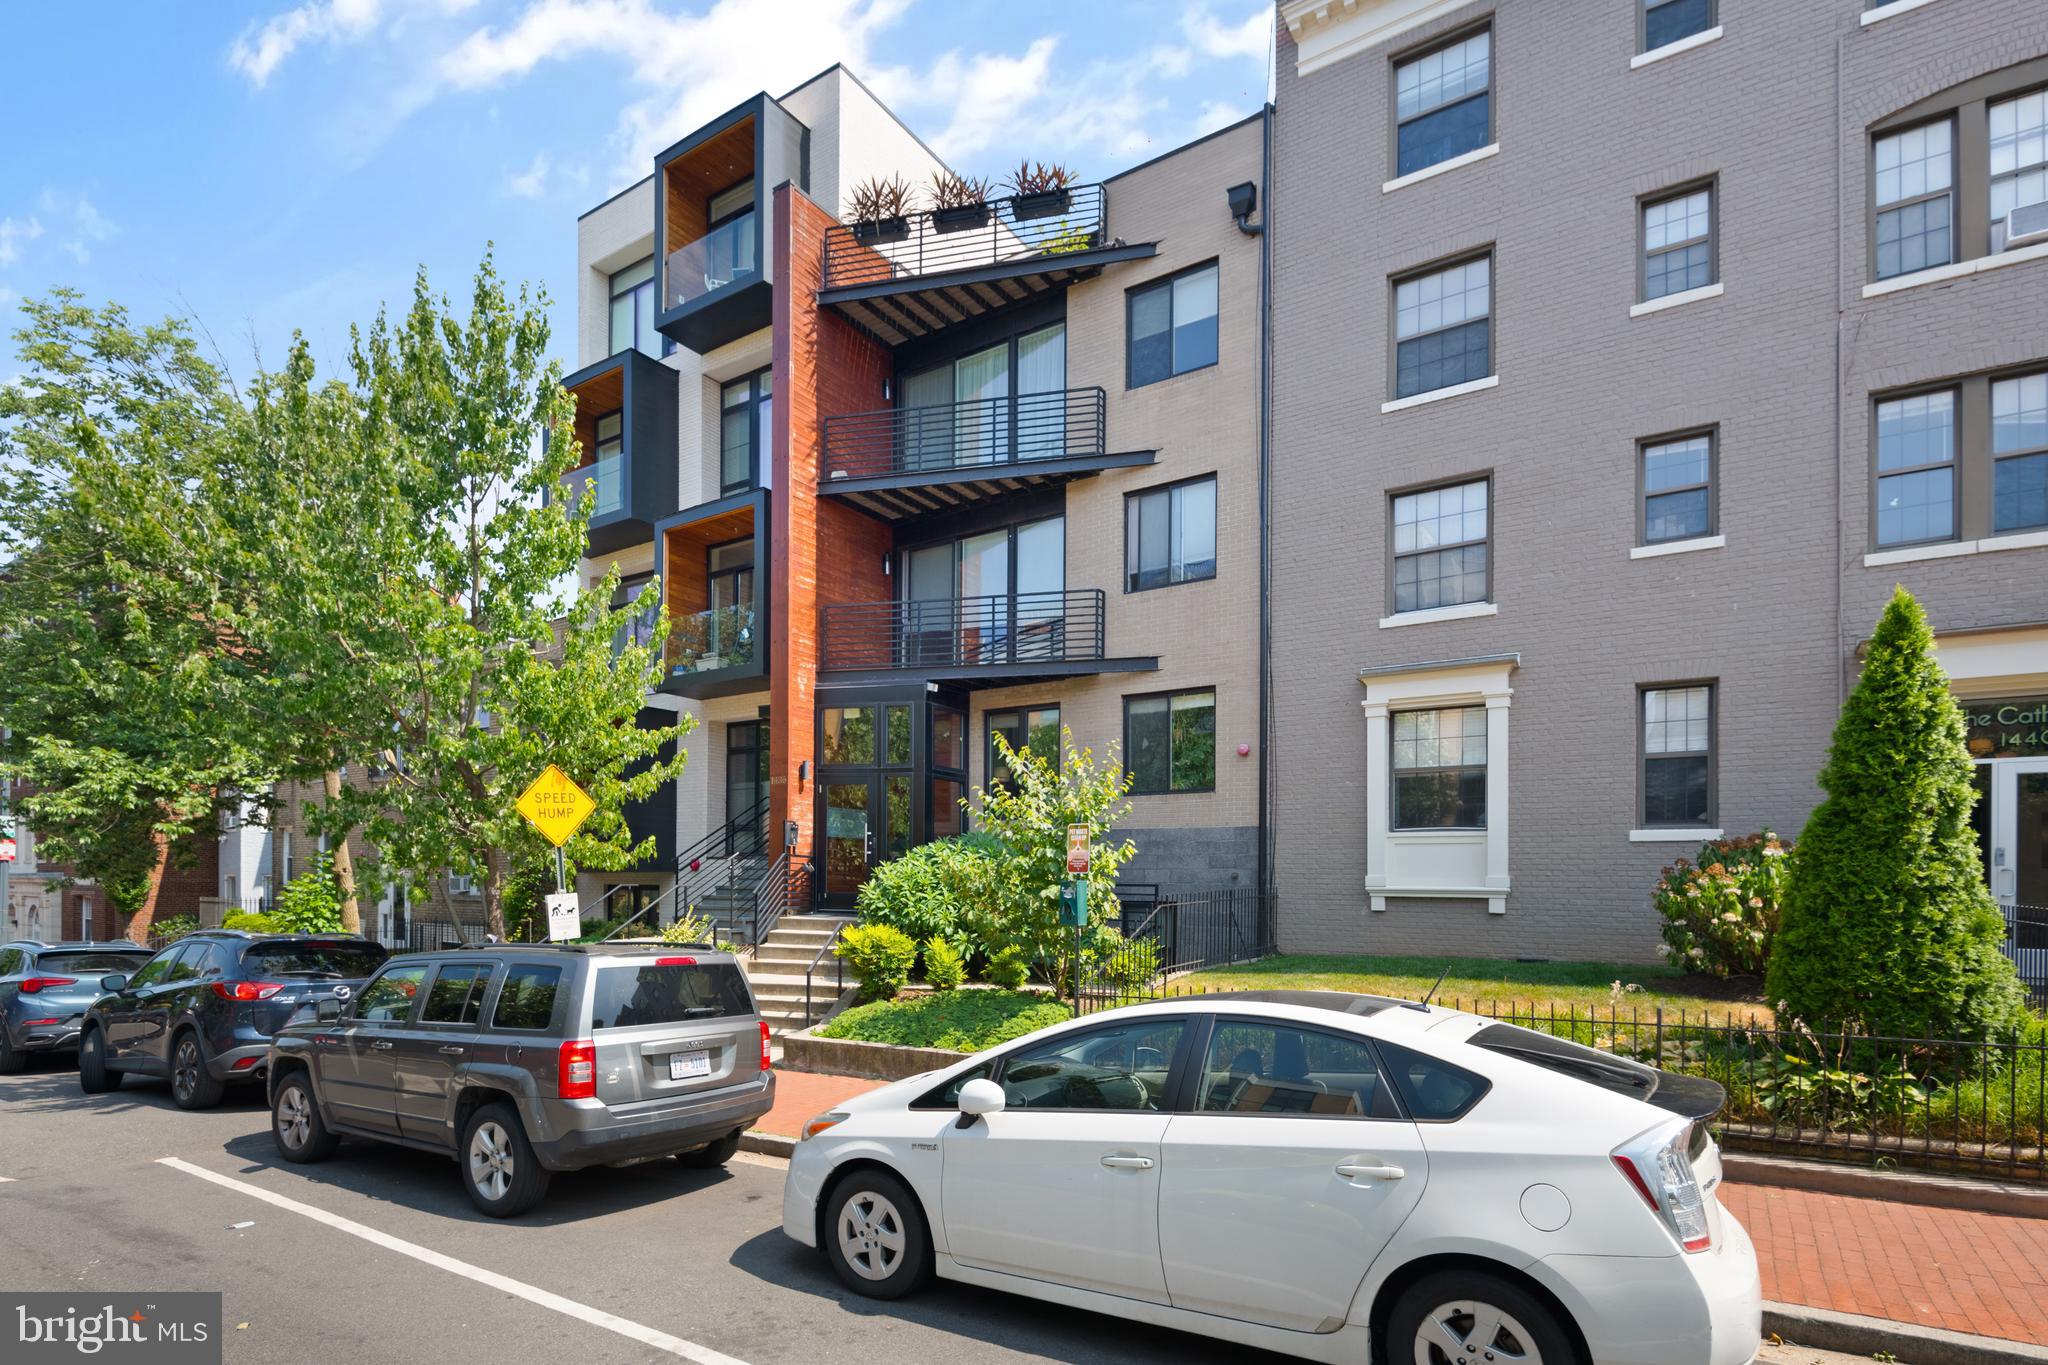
[156,1158,752,1365]
[0,1176,16,1183]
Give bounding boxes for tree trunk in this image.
[125,830,171,945]
[484,856,506,941]
[322,769,361,934]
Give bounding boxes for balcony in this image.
[819,589,1156,688]
[664,209,757,312]
[819,386,1155,520]
[667,603,756,681]
[558,350,679,557]
[818,183,1157,345]
[655,492,767,699]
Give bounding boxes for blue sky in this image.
[0,0,1271,382]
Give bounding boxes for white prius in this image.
[783,990,1760,1365]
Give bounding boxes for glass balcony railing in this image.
[560,453,624,518]
[665,211,757,311]
[667,603,756,678]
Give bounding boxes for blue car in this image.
[0,940,156,1072]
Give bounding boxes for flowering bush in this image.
[1652,832,1789,978]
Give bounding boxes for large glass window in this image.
[612,573,659,656]
[1394,27,1492,178]
[587,412,624,517]
[492,965,561,1030]
[1641,433,1714,544]
[1641,185,1715,301]
[1642,685,1714,827]
[356,964,427,1023]
[1874,120,1954,281]
[1642,0,1713,52]
[1875,389,1957,547]
[1126,689,1217,795]
[988,705,1061,791]
[1993,372,2048,534]
[821,707,877,766]
[608,257,663,359]
[1125,476,1218,592]
[1394,255,1491,400]
[1391,478,1489,614]
[997,1017,1185,1111]
[1391,706,1487,829]
[420,964,490,1025]
[902,322,1069,469]
[901,517,1065,665]
[1989,89,2047,253]
[1128,263,1219,388]
[1199,1020,1402,1118]
[720,369,769,495]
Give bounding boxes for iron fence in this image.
[820,589,1106,672]
[821,387,1108,482]
[2002,903,2046,1009]
[820,183,1108,292]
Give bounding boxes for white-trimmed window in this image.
[1641,432,1715,544]
[1394,27,1492,178]
[1641,185,1715,301]
[1641,685,1715,828]
[1391,706,1488,828]
[1642,0,1714,53]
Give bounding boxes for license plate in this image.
[669,1049,712,1081]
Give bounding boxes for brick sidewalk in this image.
[756,1067,884,1138]
[1723,1182,2048,1347]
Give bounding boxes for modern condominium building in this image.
[1269,0,2048,960]
[565,68,1268,931]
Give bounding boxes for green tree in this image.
[270,854,345,933]
[1767,587,2027,1039]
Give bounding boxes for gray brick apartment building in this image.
[1267,0,2048,961]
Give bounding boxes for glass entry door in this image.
[1991,760,2048,908]
[726,722,767,855]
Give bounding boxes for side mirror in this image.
[100,975,128,993]
[957,1077,1006,1120]
[314,999,344,1023]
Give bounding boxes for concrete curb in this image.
[739,1130,795,1160]
[1727,1154,2048,1219]
[1765,1302,2048,1365]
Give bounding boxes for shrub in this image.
[271,856,345,934]
[836,923,917,1003]
[661,909,716,945]
[855,835,997,964]
[923,937,966,991]
[150,914,198,944]
[1653,832,1789,978]
[1767,587,2028,1040]
[223,910,279,933]
[1090,926,1162,994]
[984,945,1030,990]
[817,989,1070,1052]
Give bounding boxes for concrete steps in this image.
[745,914,853,1036]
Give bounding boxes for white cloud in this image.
[902,38,1060,162]
[1192,98,1252,137]
[0,217,43,268]
[229,0,478,86]
[507,151,551,198]
[1183,3,1270,61]
[31,192,115,267]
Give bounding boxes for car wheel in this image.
[823,1169,933,1300]
[676,1130,742,1169]
[170,1033,226,1111]
[1389,1270,1577,1365]
[271,1073,340,1163]
[77,1027,119,1094]
[461,1102,550,1218]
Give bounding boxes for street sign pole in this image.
[516,765,597,943]
[1065,823,1091,1016]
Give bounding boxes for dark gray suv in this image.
[266,942,776,1216]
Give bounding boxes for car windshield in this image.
[37,951,151,972]
[589,961,751,1030]
[240,941,388,979]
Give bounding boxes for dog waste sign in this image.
[516,765,595,847]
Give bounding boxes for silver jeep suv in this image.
[266,942,775,1216]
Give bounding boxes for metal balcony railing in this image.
[667,603,755,678]
[821,183,1108,291]
[561,453,623,517]
[820,589,1106,672]
[665,210,757,311]
[822,387,1106,483]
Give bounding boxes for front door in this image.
[816,703,916,910]
[1990,760,2048,910]
[726,721,768,855]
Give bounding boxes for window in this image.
[820,707,876,766]
[1198,1021,1402,1118]
[1641,184,1715,301]
[356,964,427,1023]
[1125,476,1218,591]
[1874,121,1954,280]
[988,705,1061,790]
[420,964,489,1025]
[1640,432,1715,544]
[719,369,770,495]
[1993,372,2048,533]
[1990,89,2047,253]
[1375,1040,1491,1120]
[996,1017,1186,1110]
[1642,0,1713,53]
[1128,262,1219,388]
[589,961,752,1029]
[491,964,562,1031]
[1393,255,1491,400]
[1875,389,1958,547]
[902,322,1068,467]
[611,573,659,656]
[608,257,664,359]
[1126,689,1217,795]
[1391,705,1487,828]
[1642,684,1714,827]
[1394,27,1492,178]
[590,411,624,516]
[899,516,1066,666]
[280,831,293,884]
[1391,478,1489,614]
[125,950,177,991]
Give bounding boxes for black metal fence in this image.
[1077,890,1275,1015]
[820,183,1108,291]
[820,589,1106,672]
[2002,903,2047,1009]
[821,387,1108,482]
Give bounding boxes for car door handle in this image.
[370,1040,394,1050]
[1336,1162,1405,1181]
[1100,1155,1154,1170]
[438,1046,465,1056]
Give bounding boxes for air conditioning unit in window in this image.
[2005,202,2048,250]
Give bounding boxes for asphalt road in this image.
[0,1056,1295,1365]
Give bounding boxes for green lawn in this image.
[816,989,1073,1052]
[1179,954,1772,1023]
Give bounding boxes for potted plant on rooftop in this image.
[849,174,914,244]
[1006,161,1077,221]
[929,171,993,234]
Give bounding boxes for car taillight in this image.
[210,981,283,1001]
[19,976,78,994]
[1613,1120,1713,1253]
[559,1039,597,1099]
[760,1019,773,1074]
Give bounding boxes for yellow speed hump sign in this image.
[516,764,596,847]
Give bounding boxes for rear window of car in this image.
[1375,1040,1491,1121]
[240,941,389,978]
[589,961,752,1030]
[1468,1022,1658,1100]
[491,964,562,1031]
[37,951,151,972]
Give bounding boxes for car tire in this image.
[460,1102,550,1218]
[822,1168,933,1301]
[676,1130,742,1169]
[77,1026,119,1094]
[271,1073,340,1163]
[170,1032,227,1111]
[0,1029,24,1075]
[1387,1269,1578,1365]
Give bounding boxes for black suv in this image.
[79,930,388,1109]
